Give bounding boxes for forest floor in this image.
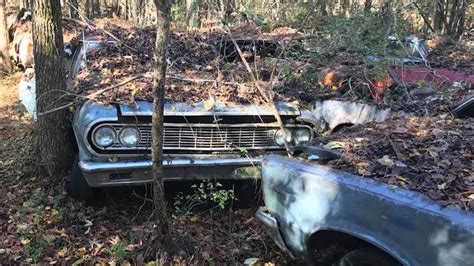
[1,17,473,263]
[0,75,287,264]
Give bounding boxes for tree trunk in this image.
[93,0,100,17]
[0,0,13,74]
[341,0,350,16]
[445,0,468,38]
[69,0,79,19]
[86,0,92,18]
[453,0,468,39]
[364,0,372,12]
[33,0,74,177]
[152,0,175,251]
[19,0,30,9]
[186,0,200,29]
[434,0,445,32]
[112,0,119,17]
[317,0,328,16]
[447,0,460,36]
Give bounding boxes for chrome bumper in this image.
[79,157,261,187]
[256,207,294,258]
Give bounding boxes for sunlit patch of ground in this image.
[0,73,28,140]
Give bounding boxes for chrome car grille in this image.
[93,123,283,152]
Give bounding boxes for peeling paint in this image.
[261,155,474,265]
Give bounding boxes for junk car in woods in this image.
[257,155,474,266]
[18,23,318,202]
[253,35,474,266]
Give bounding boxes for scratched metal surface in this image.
[261,155,474,266]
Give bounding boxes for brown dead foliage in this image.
[312,112,473,211]
[68,20,323,105]
[428,42,474,73]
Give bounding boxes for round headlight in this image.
[274,129,292,146]
[94,126,116,148]
[294,128,311,144]
[119,127,140,147]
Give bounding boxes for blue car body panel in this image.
[260,155,474,266]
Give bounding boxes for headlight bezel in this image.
[273,126,313,147]
[118,126,141,147]
[274,129,293,146]
[93,125,116,148]
[294,128,312,145]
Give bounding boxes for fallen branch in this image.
[168,76,239,86]
[37,102,75,117]
[86,73,153,99]
[66,1,138,53]
[411,2,436,33]
[37,73,250,116]
[225,26,292,156]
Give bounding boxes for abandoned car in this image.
[19,33,316,202]
[257,155,474,265]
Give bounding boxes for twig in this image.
[37,102,75,117]
[65,2,94,31]
[268,3,319,84]
[224,27,292,156]
[66,1,138,53]
[62,17,89,29]
[411,2,436,33]
[131,187,152,223]
[86,73,153,99]
[168,76,239,86]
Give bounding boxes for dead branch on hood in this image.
[225,27,292,155]
[66,1,138,53]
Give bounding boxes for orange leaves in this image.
[371,74,394,102]
[319,67,349,91]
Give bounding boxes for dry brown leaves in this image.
[313,113,473,211]
[72,21,315,105]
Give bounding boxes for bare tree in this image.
[33,0,74,177]
[151,0,176,251]
[93,0,100,17]
[0,0,13,74]
[19,0,31,9]
[69,0,79,19]
[364,0,372,12]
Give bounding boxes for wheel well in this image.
[331,122,354,133]
[307,230,401,264]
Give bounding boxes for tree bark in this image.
[186,0,200,29]
[69,0,79,19]
[434,0,445,32]
[111,0,120,17]
[93,0,101,17]
[33,0,74,177]
[453,0,468,39]
[447,0,460,35]
[0,0,13,73]
[19,0,31,9]
[152,0,175,251]
[317,0,328,16]
[86,0,92,18]
[364,0,372,13]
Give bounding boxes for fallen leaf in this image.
[84,220,93,227]
[438,183,447,190]
[324,141,347,150]
[204,98,215,111]
[377,155,394,167]
[244,258,260,265]
[57,248,67,258]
